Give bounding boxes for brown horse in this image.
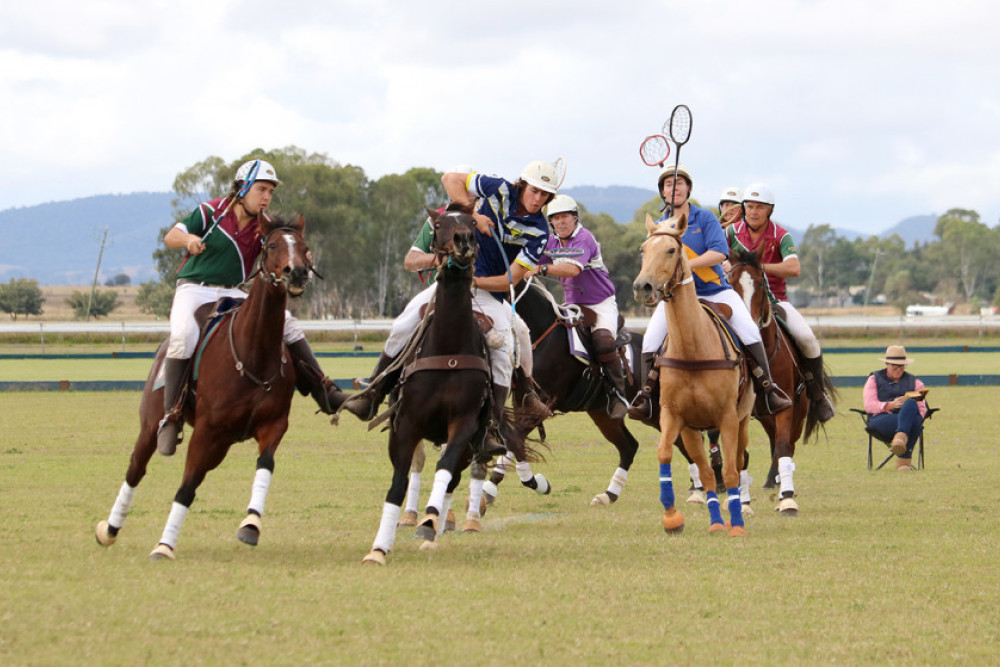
[360,204,532,565]
[728,248,833,515]
[632,212,754,537]
[95,215,313,560]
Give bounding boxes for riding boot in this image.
[157,357,189,456]
[511,367,552,419]
[342,352,399,420]
[287,339,348,415]
[745,341,793,414]
[594,330,629,420]
[478,383,510,463]
[627,352,659,421]
[801,354,836,422]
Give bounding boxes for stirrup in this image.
[627,389,653,420]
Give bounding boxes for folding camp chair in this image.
[850,407,939,470]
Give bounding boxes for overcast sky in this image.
[2,0,999,233]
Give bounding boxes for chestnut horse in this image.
[632,212,754,537]
[360,204,532,565]
[95,215,312,560]
[728,248,833,515]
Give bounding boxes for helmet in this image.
[742,183,775,206]
[519,160,559,194]
[719,186,743,204]
[235,159,280,185]
[546,194,579,220]
[658,163,692,191]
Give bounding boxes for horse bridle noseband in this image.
[644,230,693,302]
[255,226,322,289]
[431,213,476,271]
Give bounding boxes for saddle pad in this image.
[569,327,590,365]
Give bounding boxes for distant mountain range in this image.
[1,190,938,286]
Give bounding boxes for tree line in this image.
[3,145,999,321]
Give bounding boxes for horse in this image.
[359,204,533,565]
[632,212,754,537]
[728,248,834,514]
[95,215,313,560]
[480,281,643,507]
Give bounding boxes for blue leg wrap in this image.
[706,490,723,525]
[728,489,744,527]
[659,463,674,510]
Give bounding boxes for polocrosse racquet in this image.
[663,104,692,217]
[639,134,671,167]
[552,156,567,189]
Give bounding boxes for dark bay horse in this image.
[728,248,834,515]
[95,215,313,560]
[360,204,532,565]
[633,212,754,537]
[485,281,643,506]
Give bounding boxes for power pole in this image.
[863,249,883,308]
[86,228,109,321]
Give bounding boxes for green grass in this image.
[1,377,998,664]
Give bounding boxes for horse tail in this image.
[803,360,838,443]
[501,405,549,464]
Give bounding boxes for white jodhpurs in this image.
[775,302,821,358]
[166,282,307,360]
[641,288,763,354]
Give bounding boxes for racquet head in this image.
[639,135,670,167]
[552,157,567,189]
[664,104,692,146]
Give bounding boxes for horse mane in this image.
[732,248,762,270]
[444,202,474,215]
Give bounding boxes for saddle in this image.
[419,302,494,334]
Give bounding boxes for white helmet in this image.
[719,186,743,204]
[742,183,775,206]
[658,163,692,191]
[519,160,559,194]
[235,159,280,185]
[546,194,579,220]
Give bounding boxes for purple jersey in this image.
[538,224,616,306]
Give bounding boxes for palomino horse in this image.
[360,204,532,565]
[484,282,642,506]
[632,212,754,537]
[728,248,833,514]
[95,215,313,560]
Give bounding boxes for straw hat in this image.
[880,345,914,365]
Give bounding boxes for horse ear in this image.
[644,213,657,234]
[675,212,688,235]
[426,208,440,223]
[295,214,306,235]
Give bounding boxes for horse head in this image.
[729,248,772,328]
[429,203,478,270]
[633,211,690,307]
[259,214,312,297]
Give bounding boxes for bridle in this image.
[255,226,321,290]
[641,230,693,302]
[431,212,477,271]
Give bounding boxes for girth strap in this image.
[399,354,490,383]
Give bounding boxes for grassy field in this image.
[1,341,999,664]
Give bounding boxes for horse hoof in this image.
[465,496,488,516]
[686,489,707,505]
[149,543,175,561]
[591,493,613,507]
[533,474,551,495]
[461,519,482,533]
[414,517,437,542]
[444,509,456,532]
[483,480,499,505]
[95,520,117,546]
[741,503,755,518]
[362,550,386,566]
[707,522,727,534]
[728,526,748,538]
[777,498,799,515]
[419,539,439,551]
[236,514,262,546]
[662,510,685,534]
[397,510,419,527]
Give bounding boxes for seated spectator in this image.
[862,345,929,471]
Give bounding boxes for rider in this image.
[725,183,836,422]
[530,194,630,420]
[718,186,743,228]
[158,158,348,455]
[342,161,557,429]
[627,164,793,420]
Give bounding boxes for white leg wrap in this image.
[515,460,534,483]
[108,482,137,528]
[427,469,452,515]
[467,477,484,519]
[404,472,422,514]
[688,462,702,488]
[439,493,454,537]
[739,470,753,504]
[778,456,796,496]
[607,467,628,497]
[492,454,512,477]
[247,468,272,517]
[158,501,189,549]
[372,502,401,554]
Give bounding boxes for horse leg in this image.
[586,411,639,507]
[680,428,724,532]
[725,416,753,538]
[483,453,511,505]
[771,413,799,515]
[364,431,417,565]
[657,413,684,534]
[399,441,427,527]
[706,428,724,489]
[515,457,551,495]
[716,415,747,537]
[463,461,488,532]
